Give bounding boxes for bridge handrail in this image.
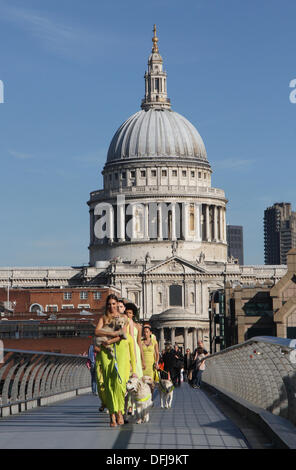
[0,348,91,416]
[203,336,296,427]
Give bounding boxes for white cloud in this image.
[213,158,254,170]
[8,149,33,159]
[0,4,122,61]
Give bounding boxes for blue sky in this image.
[0,0,295,267]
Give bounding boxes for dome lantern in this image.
[141,25,171,111]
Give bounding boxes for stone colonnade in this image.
[91,201,226,244]
[157,326,209,353]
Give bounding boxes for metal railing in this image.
[0,348,91,416]
[203,337,296,425]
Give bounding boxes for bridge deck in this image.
[0,384,249,449]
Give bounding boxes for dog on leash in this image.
[158,377,174,409]
[126,376,153,424]
[93,316,127,358]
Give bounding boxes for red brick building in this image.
[0,285,119,354]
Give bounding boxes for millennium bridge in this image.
[1,337,296,450]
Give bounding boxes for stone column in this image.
[183,202,189,240]
[109,205,114,242]
[192,328,197,352]
[194,203,202,242]
[160,327,165,351]
[171,203,177,241]
[184,327,188,352]
[144,203,149,240]
[171,327,175,346]
[223,208,227,242]
[213,205,218,242]
[157,204,163,240]
[219,206,223,242]
[205,205,210,241]
[117,197,125,242]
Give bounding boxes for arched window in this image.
[29,304,44,315]
[169,285,182,306]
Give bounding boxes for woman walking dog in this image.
[94,294,136,427]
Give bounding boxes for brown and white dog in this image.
[126,376,153,424]
[158,378,174,409]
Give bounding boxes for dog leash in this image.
[113,343,122,384]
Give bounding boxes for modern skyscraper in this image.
[226,225,244,265]
[264,203,296,265]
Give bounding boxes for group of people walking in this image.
[91,294,159,427]
[88,293,209,427]
[159,342,208,389]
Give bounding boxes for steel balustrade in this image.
[203,336,296,425]
[0,349,91,416]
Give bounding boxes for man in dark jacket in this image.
[161,343,175,380]
[183,348,194,384]
[171,344,183,387]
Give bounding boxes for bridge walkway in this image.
[0,383,252,449]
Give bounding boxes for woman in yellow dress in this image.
[141,324,159,384]
[125,303,145,378]
[95,294,136,427]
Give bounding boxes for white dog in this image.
[126,376,153,424]
[158,378,174,409]
[94,316,127,358]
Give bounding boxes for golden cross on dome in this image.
[152,24,159,53]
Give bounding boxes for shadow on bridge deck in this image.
[0,383,250,449]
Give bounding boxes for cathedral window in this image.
[158,292,162,304]
[182,170,187,177]
[172,170,177,177]
[141,170,146,177]
[131,171,136,178]
[191,171,195,178]
[198,172,202,178]
[121,172,126,179]
[162,170,167,177]
[169,285,182,306]
[155,78,160,92]
[151,170,157,177]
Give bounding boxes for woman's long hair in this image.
[103,293,119,325]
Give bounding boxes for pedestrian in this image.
[161,343,175,381]
[192,340,208,386]
[171,344,183,387]
[141,324,159,397]
[192,346,207,389]
[95,294,136,427]
[183,348,194,384]
[87,342,97,396]
[125,302,145,378]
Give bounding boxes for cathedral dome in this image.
[106,108,208,163]
[106,25,208,166]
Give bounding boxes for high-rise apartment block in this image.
[226,225,244,265]
[264,203,296,265]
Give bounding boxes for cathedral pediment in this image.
[144,256,208,275]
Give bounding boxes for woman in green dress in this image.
[95,294,134,427]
